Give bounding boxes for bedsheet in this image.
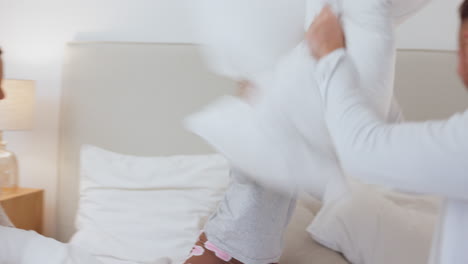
[0,200,349,264]
[0,225,172,264]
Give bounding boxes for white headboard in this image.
[395,50,468,121]
[58,42,235,241]
[57,43,468,242]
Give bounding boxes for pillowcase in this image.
[69,145,230,264]
[187,0,403,198]
[191,0,430,79]
[308,182,440,264]
[281,198,350,264]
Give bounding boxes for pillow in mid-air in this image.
[187,0,430,198]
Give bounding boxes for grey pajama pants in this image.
[204,169,297,264]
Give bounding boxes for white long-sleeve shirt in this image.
[317,48,468,264]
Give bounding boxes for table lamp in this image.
[0,80,35,192]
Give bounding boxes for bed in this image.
[57,42,468,264]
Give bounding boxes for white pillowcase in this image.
[308,182,440,264]
[191,0,430,80]
[187,0,431,199]
[191,0,306,80]
[70,145,230,264]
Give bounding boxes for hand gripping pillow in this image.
[186,0,429,198]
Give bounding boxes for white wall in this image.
[0,0,462,238]
[397,0,463,50]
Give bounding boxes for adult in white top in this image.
[306,4,468,264]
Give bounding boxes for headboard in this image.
[395,50,468,121]
[58,42,235,241]
[57,43,468,242]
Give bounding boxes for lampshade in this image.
[0,80,35,131]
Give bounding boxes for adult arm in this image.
[317,48,468,200]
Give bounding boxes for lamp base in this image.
[0,131,19,191]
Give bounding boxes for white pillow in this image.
[308,182,440,264]
[191,0,306,79]
[281,198,350,264]
[191,0,430,80]
[70,145,230,264]
[187,0,430,198]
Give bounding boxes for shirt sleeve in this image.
[316,49,468,201]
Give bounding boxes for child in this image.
[184,85,297,264]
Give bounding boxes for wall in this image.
[397,0,462,50]
[0,0,462,238]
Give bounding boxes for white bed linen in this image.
[0,203,347,264]
[308,181,439,264]
[0,226,104,264]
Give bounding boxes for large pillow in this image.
[69,145,230,264]
[281,198,350,264]
[187,0,400,198]
[191,0,430,79]
[191,0,306,79]
[308,182,440,264]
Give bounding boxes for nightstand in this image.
[0,188,44,234]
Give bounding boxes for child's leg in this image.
[184,168,297,264]
[184,232,278,264]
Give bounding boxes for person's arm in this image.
[317,48,468,200]
[306,6,468,200]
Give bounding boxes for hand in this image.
[306,5,345,60]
